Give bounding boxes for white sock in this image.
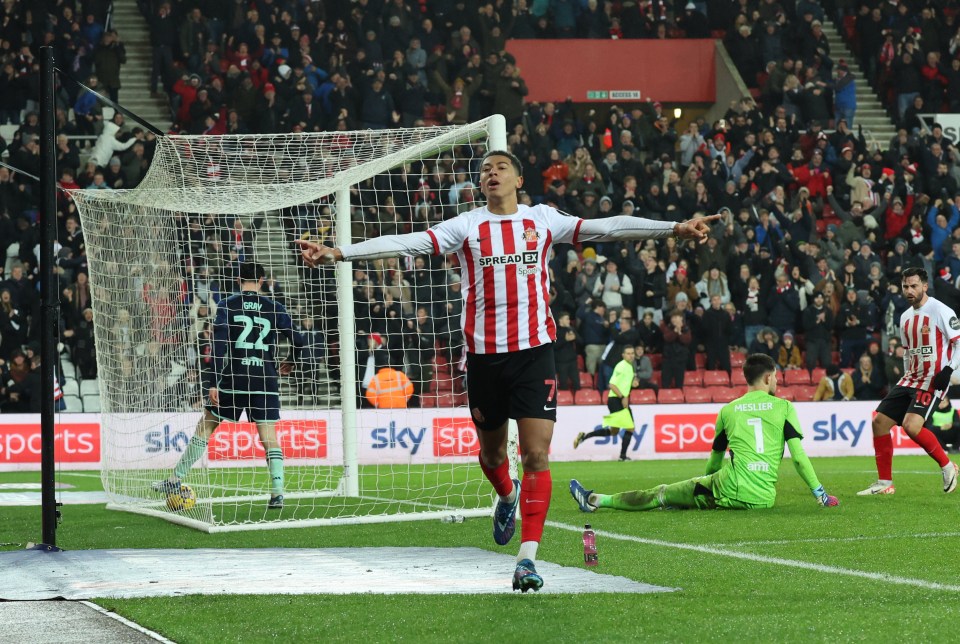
[943,463,955,472]
[517,541,538,563]
[500,483,517,504]
[879,479,893,485]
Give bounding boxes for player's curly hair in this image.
[743,353,776,386]
[901,267,928,283]
[480,149,523,176]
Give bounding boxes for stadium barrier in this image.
[0,402,927,472]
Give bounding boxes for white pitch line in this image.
[546,521,960,592]
[78,601,175,643]
[714,531,960,548]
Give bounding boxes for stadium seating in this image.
[785,370,811,386]
[731,370,747,386]
[729,352,746,367]
[694,354,707,369]
[684,371,704,387]
[579,372,594,389]
[79,380,100,397]
[629,389,656,404]
[658,389,685,404]
[575,390,601,405]
[62,395,82,412]
[778,388,796,402]
[684,388,712,403]
[419,394,440,407]
[648,354,662,369]
[83,395,102,412]
[711,387,739,403]
[703,370,730,387]
[60,360,77,380]
[61,379,79,398]
[792,385,818,402]
[556,390,575,406]
[811,368,826,383]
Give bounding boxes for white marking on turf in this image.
[547,521,960,592]
[0,491,111,506]
[1,547,675,599]
[715,532,960,547]
[0,483,74,490]
[78,601,175,643]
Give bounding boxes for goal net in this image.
[69,115,512,532]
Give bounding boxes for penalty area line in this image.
[546,520,960,592]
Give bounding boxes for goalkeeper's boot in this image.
[151,477,182,495]
[569,479,597,513]
[573,432,586,449]
[856,481,895,496]
[268,494,284,509]
[492,478,521,546]
[943,462,959,493]
[512,559,543,593]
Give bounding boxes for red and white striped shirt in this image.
[898,296,960,390]
[427,204,581,354]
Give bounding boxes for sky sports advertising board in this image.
[0,402,926,471]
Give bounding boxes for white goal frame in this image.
[71,115,513,532]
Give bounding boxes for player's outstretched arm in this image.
[576,214,722,245]
[296,232,434,267]
[787,437,839,507]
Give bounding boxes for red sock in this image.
[478,456,514,498]
[912,428,950,468]
[520,469,552,543]
[874,434,893,481]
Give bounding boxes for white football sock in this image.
[517,541,538,563]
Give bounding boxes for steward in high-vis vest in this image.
[366,367,414,408]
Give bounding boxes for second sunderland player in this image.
[858,267,959,496]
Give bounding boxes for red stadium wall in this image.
[505,39,717,103]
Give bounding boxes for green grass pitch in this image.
[2,456,959,642]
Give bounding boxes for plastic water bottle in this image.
[582,524,598,566]
[441,514,464,524]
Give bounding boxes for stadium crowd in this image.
[2,0,960,412]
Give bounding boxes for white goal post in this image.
[69,115,514,532]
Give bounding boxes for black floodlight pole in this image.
[40,45,60,548]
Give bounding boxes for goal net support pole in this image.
[336,185,359,498]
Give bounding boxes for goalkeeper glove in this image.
[932,366,954,392]
[813,485,839,507]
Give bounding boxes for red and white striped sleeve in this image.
[426,214,471,255]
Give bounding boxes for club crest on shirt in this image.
[522,227,540,242]
[921,325,930,334]
[951,317,960,330]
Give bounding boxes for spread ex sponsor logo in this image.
[0,423,100,463]
[654,414,716,452]
[208,420,327,460]
[433,417,480,457]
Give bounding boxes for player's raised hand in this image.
[209,387,220,406]
[295,239,342,268]
[279,361,294,376]
[675,214,721,244]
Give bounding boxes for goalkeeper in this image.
[570,353,839,512]
[154,262,305,509]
